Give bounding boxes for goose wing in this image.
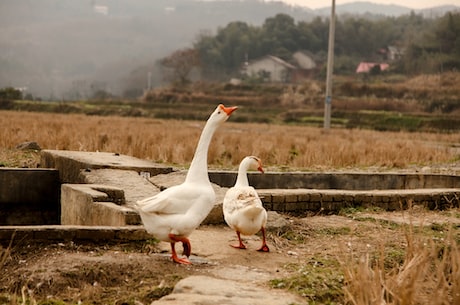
[136,183,204,215]
[223,186,262,214]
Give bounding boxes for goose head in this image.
[207,104,238,127]
[243,156,264,173]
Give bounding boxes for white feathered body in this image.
[134,104,237,251]
[136,182,215,242]
[223,185,267,236]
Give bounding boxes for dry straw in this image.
[0,110,458,170]
[341,214,460,305]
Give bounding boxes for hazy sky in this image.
[274,0,460,9]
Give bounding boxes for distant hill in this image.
[418,5,460,18]
[314,1,459,17]
[0,0,458,99]
[315,1,412,16]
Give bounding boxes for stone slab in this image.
[81,168,159,205]
[41,149,173,183]
[153,275,304,305]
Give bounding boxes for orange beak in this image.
[257,161,264,174]
[220,104,238,116]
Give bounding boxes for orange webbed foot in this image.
[230,243,247,250]
[257,244,270,252]
[230,231,247,249]
[171,254,192,265]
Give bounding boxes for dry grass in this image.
[404,72,460,89]
[1,110,459,171]
[342,226,460,305]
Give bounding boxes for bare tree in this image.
[161,48,200,86]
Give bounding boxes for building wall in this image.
[245,57,290,82]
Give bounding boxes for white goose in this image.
[223,156,269,252]
[135,104,238,264]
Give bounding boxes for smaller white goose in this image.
[223,156,269,252]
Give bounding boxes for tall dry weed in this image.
[0,110,458,170]
[342,225,460,305]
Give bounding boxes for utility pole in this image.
[323,0,336,129]
[147,71,152,91]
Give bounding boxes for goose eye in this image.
[217,111,221,114]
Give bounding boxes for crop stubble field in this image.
[1,109,459,171]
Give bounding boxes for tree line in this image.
[162,11,460,84]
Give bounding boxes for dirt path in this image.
[1,209,459,304]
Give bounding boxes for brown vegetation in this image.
[0,110,459,170]
[342,224,460,304]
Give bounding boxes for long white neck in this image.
[234,161,250,187]
[185,121,216,184]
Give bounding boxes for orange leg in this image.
[182,239,191,257]
[168,234,192,264]
[257,227,269,252]
[230,231,247,249]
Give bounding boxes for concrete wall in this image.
[258,188,460,214]
[0,168,60,225]
[209,171,460,190]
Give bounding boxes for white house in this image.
[242,52,317,83]
[243,55,297,83]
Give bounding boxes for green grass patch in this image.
[270,257,344,304]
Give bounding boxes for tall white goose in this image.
[223,156,269,252]
[135,104,238,264]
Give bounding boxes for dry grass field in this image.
[1,109,459,172]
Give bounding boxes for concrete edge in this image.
[0,225,152,246]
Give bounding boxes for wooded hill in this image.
[1,0,458,99]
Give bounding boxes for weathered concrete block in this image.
[272,202,285,212]
[321,193,333,203]
[211,171,460,190]
[0,228,32,243]
[114,227,152,241]
[297,193,310,202]
[75,227,116,240]
[306,201,321,211]
[388,198,403,210]
[262,201,273,210]
[285,201,299,212]
[83,168,161,205]
[33,227,73,241]
[61,184,134,226]
[321,201,335,212]
[41,150,173,183]
[257,191,273,203]
[285,194,298,203]
[272,195,285,203]
[0,225,155,245]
